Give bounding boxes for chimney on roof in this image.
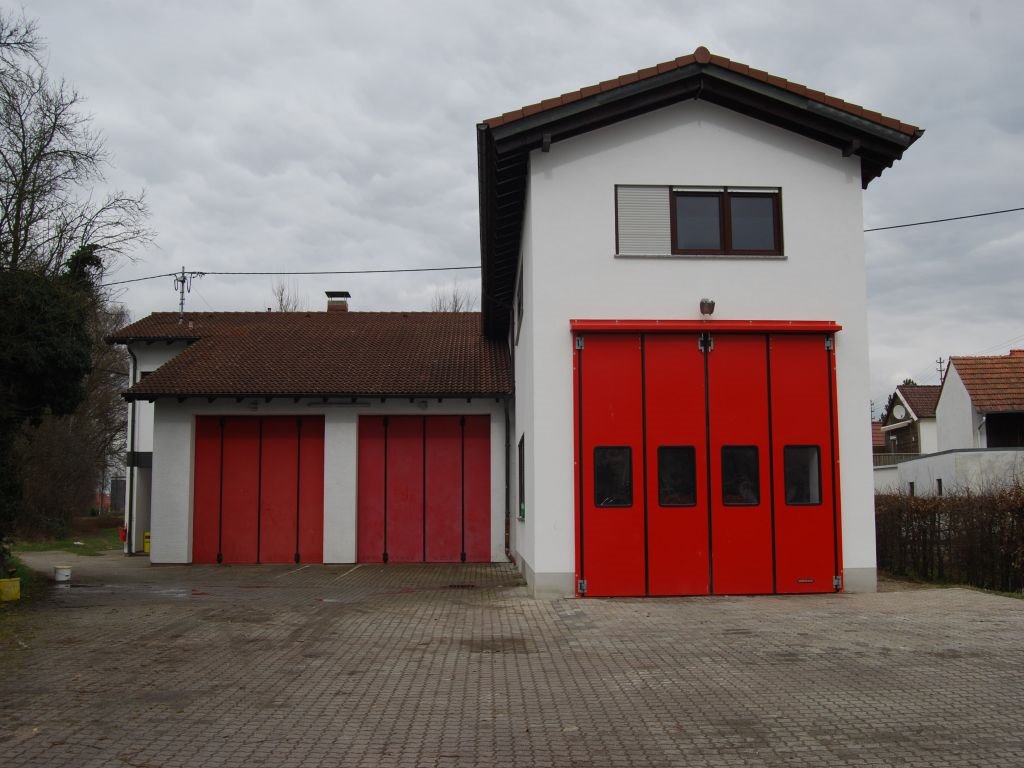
[326,291,351,313]
[1010,350,1024,357]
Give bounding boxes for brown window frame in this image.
[669,189,783,256]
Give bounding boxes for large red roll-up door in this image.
[574,328,840,597]
[357,415,492,563]
[192,415,325,564]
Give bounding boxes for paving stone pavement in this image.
[2,552,1024,767]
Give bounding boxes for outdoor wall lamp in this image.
[699,298,715,317]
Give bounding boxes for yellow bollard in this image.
[143,531,151,554]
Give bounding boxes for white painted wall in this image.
[937,366,982,450]
[516,100,876,593]
[880,449,1024,496]
[873,465,899,493]
[125,341,191,553]
[918,419,939,454]
[148,397,509,564]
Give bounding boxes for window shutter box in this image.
[616,186,671,256]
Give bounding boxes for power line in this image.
[100,264,480,288]
[864,206,1024,232]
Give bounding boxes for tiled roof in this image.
[109,312,513,400]
[871,420,885,449]
[484,46,920,137]
[949,351,1024,413]
[897,384,941,419]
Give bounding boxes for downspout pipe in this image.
[125,347,138,556]
[504,397,513,563]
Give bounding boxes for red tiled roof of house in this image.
[871,420,885,449]
[484,46,920,137]
[948,352,1024,413]
[109,312,513,400]
[896,384,941,419]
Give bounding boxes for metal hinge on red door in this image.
[575,336,584,350]
[833,575,842,590]
[825,337,834,351]
[577,579,587,595]
[698,333,714,352]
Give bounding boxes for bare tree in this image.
[0,10,151,276]
[431,283,478,312]
[272,279,307,311]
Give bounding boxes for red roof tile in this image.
[949,352,1024,413]
[109,312,512,400]
[483,46,920,137]
[896,384,941,419]
[871,420,885,449]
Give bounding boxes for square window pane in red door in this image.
[721,446,759,506]
[657,446,697,506]
[594,446,632,507]
[783,445,821,505]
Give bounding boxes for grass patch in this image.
[14,525,123,556]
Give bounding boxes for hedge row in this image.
[875,486,1024,593]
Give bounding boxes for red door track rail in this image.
[570,319,842,334]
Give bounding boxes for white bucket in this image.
[54,565,72,583]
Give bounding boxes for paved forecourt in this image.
[2,552,1023,767]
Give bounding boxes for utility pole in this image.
[173,266,205,323]
[936,357,946,381]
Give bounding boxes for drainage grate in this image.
[446,583,477,590]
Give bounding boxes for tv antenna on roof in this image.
[173,266,205,323]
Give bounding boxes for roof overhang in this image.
[478,61,922,339]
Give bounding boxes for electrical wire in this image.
[100,264,480,287]
[864,206,1024,232]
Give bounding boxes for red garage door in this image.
[575,330,839,597]
[357,415,491,563]
[193,416,324,564]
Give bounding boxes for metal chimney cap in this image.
[325,291,351,299]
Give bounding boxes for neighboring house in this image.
[938,351,1024,450]
[875,351,1024,494]
[114,46,922,596]
[879,384,940,456]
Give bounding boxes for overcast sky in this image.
[21,0,1024,411]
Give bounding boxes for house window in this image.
[671,189,782,255]
[615,185,783,258]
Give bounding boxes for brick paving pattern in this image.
[2,553,1023,767]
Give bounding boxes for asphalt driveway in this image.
[2,552,1023,767]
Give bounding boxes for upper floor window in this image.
[672,189,781,255]
[616,185,783,258]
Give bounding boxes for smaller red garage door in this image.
[193,416,324,564]
[357,415,491,563]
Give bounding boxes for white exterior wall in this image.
[937,366,983,450]
[879,449,1024,496]
[149,397,508,564]
[918,419,939,454]
[125,342,191,553]
[516,100,876,594]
